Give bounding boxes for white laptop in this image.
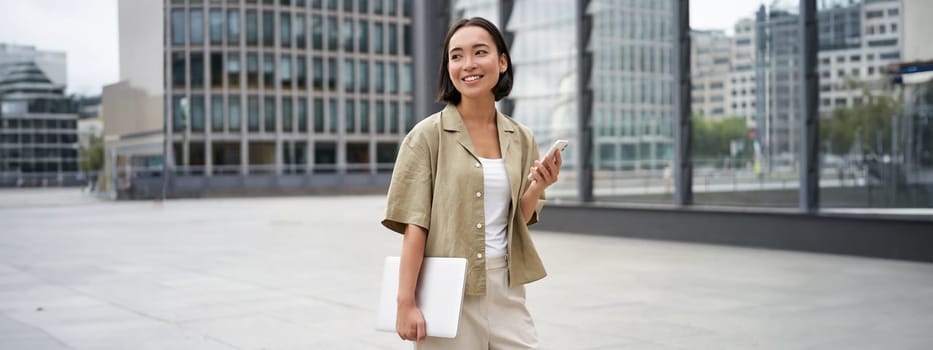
[376,256,468,338]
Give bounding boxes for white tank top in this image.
[477,157,510,258]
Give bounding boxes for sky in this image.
[0,0,118,96]
[0,0,765,97]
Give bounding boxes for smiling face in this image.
[446,25,509,103]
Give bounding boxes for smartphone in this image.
[528,139,569,180]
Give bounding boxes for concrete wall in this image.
[902,0,933,61]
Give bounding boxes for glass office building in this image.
[0,45,79,186]
[165,0,414,177]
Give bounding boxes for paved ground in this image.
[1,188,932,350]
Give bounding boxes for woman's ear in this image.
[499,53,508,74]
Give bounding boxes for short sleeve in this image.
[526,136,546,226]
[381,131,433,234]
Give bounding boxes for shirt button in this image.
[475,162,481,168]
[476,223,483,229]
[476,253,483,259]
[476,192,482,198]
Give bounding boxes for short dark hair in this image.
[436,17,514,105]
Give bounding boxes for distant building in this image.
[0,44,80,186]
[691,29,733,120]
[105,0,430,198]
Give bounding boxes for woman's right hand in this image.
[396,301,426,342]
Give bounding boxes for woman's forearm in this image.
[397,224,427,306]
[520,184,543,224]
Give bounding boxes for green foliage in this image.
[80,135,104,172]
[820,90,903,155]
[692,115,752,160]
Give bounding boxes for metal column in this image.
[799,0,819,212]
[577,0,594,203]
[673,0,693,206]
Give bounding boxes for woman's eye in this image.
[450,54,461,60]
[476,50,488,55]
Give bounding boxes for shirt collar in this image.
[440,103,516,133]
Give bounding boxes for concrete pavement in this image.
[1,188,932,349]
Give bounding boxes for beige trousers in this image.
[415,255,539,350]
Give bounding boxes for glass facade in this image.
[446,0,922,213]
[164,0,414,176]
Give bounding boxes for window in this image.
[879,52,900,60]
[172,53,185,88]
[387,63,398,93]
[402,63,412,93]
[891,23,898,33]
[887,8,899,16]
[297,55,307,89]
[868,39,897,47]
[376,101,385,133]
[327,17,338,50]
[298,99,308,132]
[345,101,355,132]
[227,53,240,88]
[344,19,354,51]
[264,97,275,132]
[373,0,383,13]
[850,55,861,62]
[328,98,337,133]
[868,66,875,75]
[879,25,886,34]
[210,10,223,44]
[387,0,397,15]
[866,25,874,35]
[280,56,292,89]
[283,98,293,132]
[312,15,322,49]
[229,96,241,131]
[263,54,274,88]
[360,101,369,133]
[212,96,224,131]
[373,23,383,53]
[314,98,324,132]
[246,10,258,45]
[280,13,291,47]
[171,9,185,45]
[211,53,223,87]
[247,53,259,88]
[388,24,398,54]
[190,10,204,44]
[227,10,240,44]
[191,96,205,132]
[327,58,337,90]
[344,59,355,92]
[404,24,412,55]
[374,62,384,92]
[359,62,369,91]
[389,102,399,133]
[191,53,204,88]
[851,68,859,77]
[262,11,274,47]
[248,96,259,131]
[865,10,883,19]
[358,20,368,53]
[295,15,306,49]
[313,57,323,89]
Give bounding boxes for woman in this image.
[382,17,563,349]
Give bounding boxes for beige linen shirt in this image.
[382,104,547,296]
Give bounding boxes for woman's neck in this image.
[457,96,497,125]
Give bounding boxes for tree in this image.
[820,83,903,156]
[693,115,753,162]
[79,134,104,173]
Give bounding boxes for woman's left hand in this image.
[530,150,563,189]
